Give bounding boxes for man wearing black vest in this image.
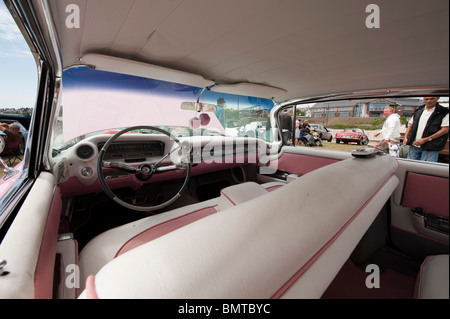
[403,97,449,162]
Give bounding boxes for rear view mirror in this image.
[181,102,217,112]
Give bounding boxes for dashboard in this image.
[52,133,271,197]
[96,141,165,162]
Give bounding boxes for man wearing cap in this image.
[215,97,226,128]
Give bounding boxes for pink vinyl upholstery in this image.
[271,153,339,176]
[85,275,98,299]
[415,255,449,299]
[34,187,62,299]
[0,173,59,299]
[78,182,285,293]
[402,172,449,218]
[79,155,398,299]
[217,182,269,211]
[116,206,217,257]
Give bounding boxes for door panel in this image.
[262,146,350,180]
[401,172,449,218]
[264,147,449,262]
[277,152,340,176]
[391,160,449,260]
[0,172,59,298]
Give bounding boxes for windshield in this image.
[52,67,274,151]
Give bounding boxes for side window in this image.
[0,2,37,188]
[292,97,449,164]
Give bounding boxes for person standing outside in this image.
[215,97,226,128]
[294,120,300,146]
[403,97,449,162]
[374,106,401,153]
[279,109,293,144]
[265,113,272,142]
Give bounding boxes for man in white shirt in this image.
[374,107,401,153]
[403,97,449,162]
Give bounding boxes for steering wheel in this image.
[97,126,191,212]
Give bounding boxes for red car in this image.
[335,128,369,145]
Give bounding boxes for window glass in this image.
[0,2,37,192]
[52,67,275,152]
[294,97,449,164]
[369,103,388,111]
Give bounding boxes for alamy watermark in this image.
[365,264,380,289]
[65,3,381,30]
[169,123,280,174]
[366,4,381,29]
[65,264,80,289]
[64,263,382,291]
[65,4,80,29]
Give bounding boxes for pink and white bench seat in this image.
[78,155,399,299]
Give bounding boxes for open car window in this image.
[287,97,449,165]
[0,1,37,197]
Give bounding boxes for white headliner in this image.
[47,0,449,102]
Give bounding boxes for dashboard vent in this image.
[76,144,95,159]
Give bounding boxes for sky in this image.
[0,1,38,109]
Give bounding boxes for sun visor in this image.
[82,54,215,89]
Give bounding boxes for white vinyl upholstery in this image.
[415,255,449,299]
[78,182,283,293]
[217,182,269,211]
[79,155,398,299]
[78,197,219,293]
[0,173,58,299]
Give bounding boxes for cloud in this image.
[0,4,33,58]
[0,5,23,42]
[0,44,31,58]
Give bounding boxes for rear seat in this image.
[415,255,449,299]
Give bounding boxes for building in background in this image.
[310,98,424,118]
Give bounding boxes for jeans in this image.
[407,145,440,162]
[282,130,291,144]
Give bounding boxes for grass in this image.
[310,117,385,131]
[308,116,408,131]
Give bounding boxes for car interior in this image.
[0,0,448,300]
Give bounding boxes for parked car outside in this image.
[310,124,333,142]
[335,128,369,145]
